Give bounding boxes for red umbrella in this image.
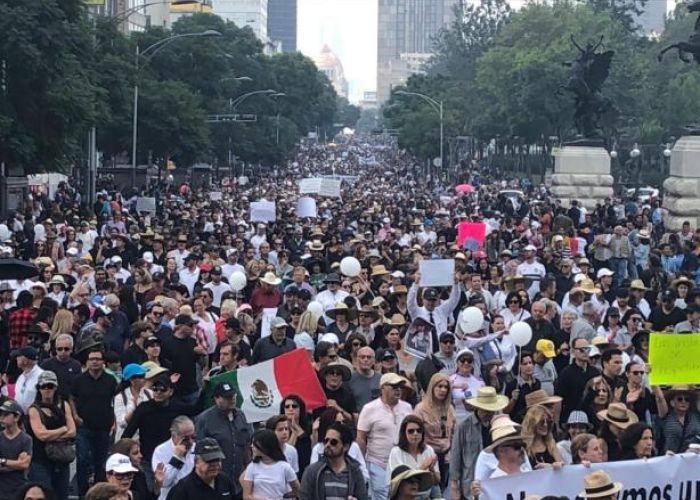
[455,184,474,194]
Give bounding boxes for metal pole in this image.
[276,112,280,145]
[439,100,444,181]
[131,45,140,189]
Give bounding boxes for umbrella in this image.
[455,184,474,194]
[0,258,40,280]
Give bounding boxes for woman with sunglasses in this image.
[579,376,613,434]
[242,429,300,500]
[280,395,312,475]
[387,415,439,494]
[113,364,152,441]
[499,291,530,328]
[620,362,667,423]
[521,405,563,468]
[26,370,77,500]
[449,348,485,424]
[414,373,455,491]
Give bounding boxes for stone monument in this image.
[551,36,614,210]
[658,0,700,230]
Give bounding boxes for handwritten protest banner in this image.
[298,177,342,198]
[136,197,156,213]
[210,191,223,201]
[649,333,700,385]
[318,178,342,198]
[419,259,455,287]
[296,197,317,218]
[480,453,700,500]
[299,178,322,194]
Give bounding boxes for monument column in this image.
[663,135,700,231]
[550,145,615,211]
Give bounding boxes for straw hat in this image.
[358,305,379,321]
[485,416,524,452]
[48,275,67,288]
[327,302,356,320]
[575,278,597,295]
[597,402,639,429]
[391,285,408,295]
[525,389,562,409]
[629,279,648,291]
[388,466,433,499]
[309,240,325,252]
[579,470,622,498]
[370,265,389,277]
[319,361,352,382]
[672,276,693,288]
[260,272,281,286]
[388,313,407,327]
[465,386,509,412]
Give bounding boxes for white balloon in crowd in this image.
[229,271,247,291]
[307,301,324,317]
[510,321,533,347]
[459,306,484,334]
[339,256,362,277]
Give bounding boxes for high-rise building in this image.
[267,0,297,52]
[313,45,349,98]
[636,0,668,36]
[377,0,456,104]
[212,0,268,41]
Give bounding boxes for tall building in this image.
[212,0,268,41]
[636,0,668,36]
[267,0,297,52]
[377,0,457,104]
[313,45,349,98]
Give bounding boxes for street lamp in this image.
[131,30,222,187]
[113,0,199,26]
[394,90,444,178]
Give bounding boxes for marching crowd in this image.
[0,134,698,500]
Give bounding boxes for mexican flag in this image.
[203,348,326,422]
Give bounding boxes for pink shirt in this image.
[357,398,413,467]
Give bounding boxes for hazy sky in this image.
[297,0,674,104]
[298,0,377,103]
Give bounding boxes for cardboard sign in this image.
[299,178,323,194]
[210,191,223,201]
[136,197,156,213]
[260,308,278,338]
[297,197,317,218]
[419,259,455,287]
[298,177,342,198]
[250,201,276,223]
[649,333,700,385]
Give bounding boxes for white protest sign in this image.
[210,191,223,201]
[419,259,455,287]
[299,178,322,194]
[297,197,317,218]
[250,201,276,223]
[136,197,156,213]
[260,308,278,338]
[480,453,700,500]
[318,178,342,198]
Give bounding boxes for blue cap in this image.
[123,363,147,381]
[424,218,433,226]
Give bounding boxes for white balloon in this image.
[510,321,533,347]
[340,256,361,277]
[307,301,324,317]
[229,271,247,291]
[459,307,484,334]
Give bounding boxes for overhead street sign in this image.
[206,114,257,123]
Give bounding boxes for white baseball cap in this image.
[319,333,340,346]
[143,251,154,263]
[106,453,138,474]
[596,268,614,279]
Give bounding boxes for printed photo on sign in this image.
[404,317,434,359]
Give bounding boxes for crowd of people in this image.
[0,134,698,500]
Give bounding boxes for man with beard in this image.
[300,422,367,500]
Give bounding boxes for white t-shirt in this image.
[243,460,296,500]
[283,443,299,473]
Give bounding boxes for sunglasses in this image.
[351,341,363,347]
[284,403,299,409]
[458,358,473,364]
[327,370,343,376]
[631,370,645,375]
[575,347,591,353]
[676,396,691,402]
[502,442,525,450]
[56,347,71,352]
[111,472,134,480]
[406,428,423,435]
[324,438,340,446]
[151,386,170,393]
[151,311,163,316]
[39,384,57,390]
[508,300,520,305]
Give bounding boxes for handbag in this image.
[44,440,76,464]
[33,403,76,464]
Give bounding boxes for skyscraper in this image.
[268,0,297,52]
[636,0,668,36]
[376,0,456,104]
[212,0,269,42]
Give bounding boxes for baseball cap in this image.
[377,348,397,361]
[211,266,222,275]
[143,252,154,263]
[380,372,408,387]
[615,288,629,298]
[271,317,288,329]
[661,288,677,301]
[152,271,164,281]
[106,453,138,474]
[194,438,226,461]
[0,400,22,416]
[535,339,556,358]
[150,374,173,390]
[123,363,147,381]
[294,332,315,351]
[225,317,241,331]
[213,382,236,398]
[439,332,456,343]
[297,289,312,301]
[423,288,439,301]
[596,268,614,279]
[37,371,59,386]
[143,336,161,348]
[175,314,197,327]
[13,346,38,361]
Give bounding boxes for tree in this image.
[0,0,102,174]
[335,97,361,129]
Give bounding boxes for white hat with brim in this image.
[465,386,509,412]
[389,467,433,498]
[597,402,639,429]
[484,425,525,453]
[579,470,623,498]
[260,272,281,286]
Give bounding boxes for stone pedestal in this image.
[551,146,614,210]
[663,136,700,231]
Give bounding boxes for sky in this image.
[297,0,674,104]
[297,0,377,103]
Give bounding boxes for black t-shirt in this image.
[0,431,33,499]
[649,306,686,331]
[313,384,357,418]
[161,335,201,396]
[40,356,82,400]
[166,471,235,500]
[71,370,118,431]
